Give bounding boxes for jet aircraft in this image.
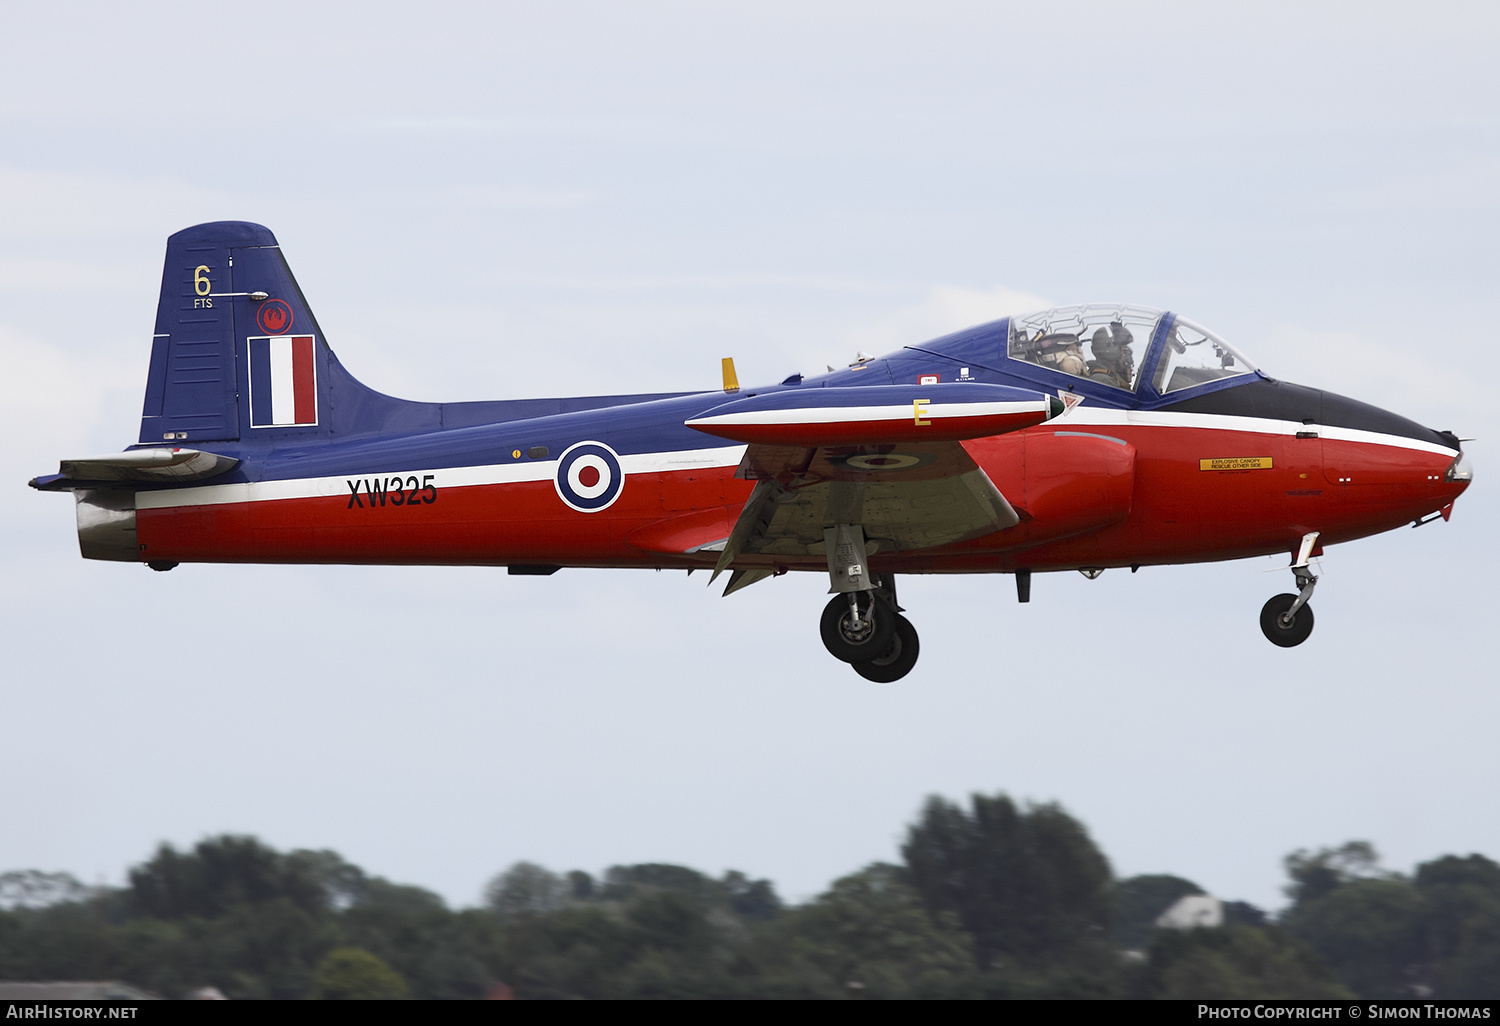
[31,222,1474,682]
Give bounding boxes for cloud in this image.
[482,271,899,294]
[344,114,657,141]
[0,257,147,296]
[0,167,231,242]
[1,322,141,533]
[834,284,1053,358]
[1257,323,1487,434]
[365,187,596,210]
[0,323,134,423]
[1330,157,1500,213]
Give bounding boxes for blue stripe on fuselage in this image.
[124,321,1280,492]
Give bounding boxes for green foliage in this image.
[1281,845,1500,999]
[5,816,1500,1000]
[601,863,720,903]
[1284,841,1387,906]
[482,862,785,998]
[900,792,1115,972]
[340,881,491,1000]
[0,870,88,910]
[1115,875,1205,949]
[1416,855,1500,998]
[314,947,409,1000]
[723,870,782,921]
[1139,924,1352,999]
[597,863,782,919]
[782,864,977,999]
[1284,878,1425,998]
[485,861,567,920]
[126,836,353,921]
[566,870,595,902]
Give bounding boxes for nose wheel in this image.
[1260,534,1319,647]
[1260,592,1315,647]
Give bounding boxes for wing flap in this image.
[715,437,1019,575]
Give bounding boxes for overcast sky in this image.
[3,2,1497,913]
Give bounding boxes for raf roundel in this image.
[831,452,935,472]
[554,441,624,513]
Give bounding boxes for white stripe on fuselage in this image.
[134,409,1454,512]
[687,399,1043,427]
[1058,407,1458,458]
[135,445,746,510]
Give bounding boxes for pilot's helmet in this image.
[1034,333,1078,364]
[1091,326,1119,358]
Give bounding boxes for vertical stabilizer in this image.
[139,220,445,448]
[140,222,275,443]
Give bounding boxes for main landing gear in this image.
[819,591,920,682]
[819,524,920,682]
[1260,532,1319,648]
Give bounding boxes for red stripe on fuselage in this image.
[133,425,1467,573]
[136,473,754,567]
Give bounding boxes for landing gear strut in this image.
[818,523,921,681]
[1260,533,1319,648]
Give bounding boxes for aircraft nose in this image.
[1305,387,1472,524]
[1444,449,1474,489]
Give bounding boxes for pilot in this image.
[1031,333,1088,377]
[1087,322,1135,389]
[1054,340,1086,376]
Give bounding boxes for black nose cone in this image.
[1162,378,1458,451]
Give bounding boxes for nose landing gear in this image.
[1260,532,1319,647]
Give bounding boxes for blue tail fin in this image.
[138,221,690,448]
[140,221,450,447]
[141,221,264,443]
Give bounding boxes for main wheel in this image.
[852,614,920,683]
[820,592,895,663]
[1260,593,1315,647]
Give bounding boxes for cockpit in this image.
[1007,304,1257,397]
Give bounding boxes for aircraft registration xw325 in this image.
[32,222,1474,682]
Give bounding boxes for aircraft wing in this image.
[686,383,1059,593]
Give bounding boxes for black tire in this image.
[820,592,896,663]
[1260,593,1315,647]
[852,614,920,683]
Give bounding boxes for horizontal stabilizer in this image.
[31,448,239,491]
[686,383,1063,446]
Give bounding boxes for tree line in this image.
[2,793,1497,999]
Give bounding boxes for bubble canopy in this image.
[1006,304,1257,396]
